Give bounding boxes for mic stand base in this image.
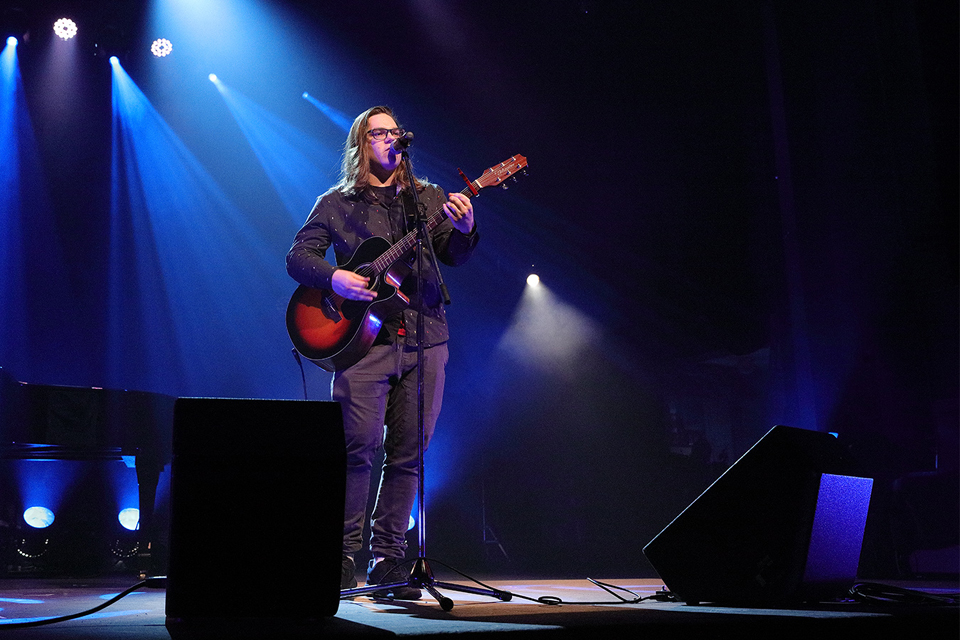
[340,558,512,611]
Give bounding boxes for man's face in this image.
[366,113,403,173]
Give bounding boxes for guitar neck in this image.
[370,184,476,274]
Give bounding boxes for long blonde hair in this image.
[335,105,424,197]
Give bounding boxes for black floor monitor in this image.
[165,397,345,620]
[643,425,873,605]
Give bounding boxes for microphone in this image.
[390,131,414,153]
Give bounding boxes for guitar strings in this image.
[359,182,479,288]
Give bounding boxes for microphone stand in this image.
[339,144,511,611]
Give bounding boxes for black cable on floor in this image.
[0,576,167,630]
[291,348,308,399]
[849,582,959,606]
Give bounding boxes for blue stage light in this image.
[5,36,15,48]
[208,73,217,83]
[118,508,140,531]
[109,55,119,65]
[23,507,55,529]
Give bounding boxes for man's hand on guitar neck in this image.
[332,269,378,301]
[444,192,475,234]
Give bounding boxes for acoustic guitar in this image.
[287,154,528,372]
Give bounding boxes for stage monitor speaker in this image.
[642,425,873,605]
[165,397,345,620]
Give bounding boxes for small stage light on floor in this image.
[16,533,51,563]
[111,510,140,564]
[16,507,55,568]
[23,506,55,529]
[117,508,139,532]
[52,18,77,41]
[150,38,173,57]
[118,507,139,531]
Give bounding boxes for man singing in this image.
[286,106,478,599]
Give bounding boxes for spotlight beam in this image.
[108,62,295,396]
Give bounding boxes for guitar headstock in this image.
[474,155,528,191]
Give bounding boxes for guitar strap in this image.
[398,188,417,236]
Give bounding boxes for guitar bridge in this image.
[321,294,343,323]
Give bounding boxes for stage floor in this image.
[0,575,956,638]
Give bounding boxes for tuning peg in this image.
[501,183,509,190]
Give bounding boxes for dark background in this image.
[1,0,956,579]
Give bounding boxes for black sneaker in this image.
[366,558,422,600]
[341,555,358,589]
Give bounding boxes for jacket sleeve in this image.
[285,195,337,290]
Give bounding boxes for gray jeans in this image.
[333,341,448,560]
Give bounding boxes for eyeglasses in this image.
[367,127,405,141]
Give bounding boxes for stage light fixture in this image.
[16,534,50,561]
[1,7,33,44]
[111,510,140,564]
[23,506,55,529]
[110,532,139,562]
[5,36,15,47]
[118,507,140,531]
[526,273,540,287]
[52,18,77,41]
[150,38,172,57]
[208,73,218,83]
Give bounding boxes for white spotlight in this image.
[6,36,16,47]
[208,73,218,83]
[150,38,173,57]
[53,18,77,41]
[109,55,119,65]
[526,273,540,287]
